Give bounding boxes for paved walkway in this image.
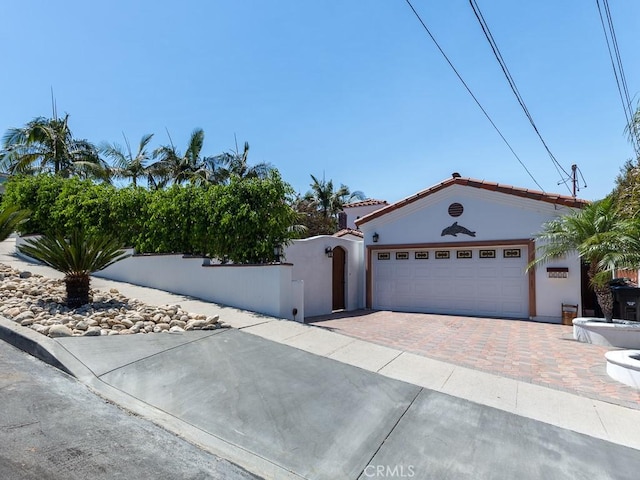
[309,310,640,410]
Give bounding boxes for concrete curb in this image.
[0,316,74,376]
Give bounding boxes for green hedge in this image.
[2,173,298,263]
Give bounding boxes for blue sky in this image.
[1,1,639,202]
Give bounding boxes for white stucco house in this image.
[85,175,590,324]
[354,175,589,323]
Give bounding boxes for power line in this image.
[404,0,545,192]
[468,0,574,196]
[596,0,640,157]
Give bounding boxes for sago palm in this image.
[529,196,640,322]
[18,231,129,308]
[0,206,30,241]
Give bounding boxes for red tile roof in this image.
[343,199,388,208]
[355,177,589,226]
[333,228,364,238]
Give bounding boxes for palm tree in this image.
[213,141,273,184]
[0,206,29,241]
[529,196,640,322]
[1,114,107,180]
[100,133,154,187]
[152,128,210,186]
[18,230,129,308]
[305,174,365,219]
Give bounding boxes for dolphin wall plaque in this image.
[441,221,476,237]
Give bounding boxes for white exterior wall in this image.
[87,253,301,321]
[284,236,364,318]
[359,185,574,244]
[344,204,386,230]
[359,185,583,322]
[533,251,582,322]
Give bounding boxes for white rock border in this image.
[0,264,230,338]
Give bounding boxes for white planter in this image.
[605,350,640,390]
[573,317,640,349]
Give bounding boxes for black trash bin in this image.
[610,282,640,322]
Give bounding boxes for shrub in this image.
[3,172,298,263]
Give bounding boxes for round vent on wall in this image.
[448,203,464,217]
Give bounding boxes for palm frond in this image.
[18,231,129,276]
[0,207,30,241]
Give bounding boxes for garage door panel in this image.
[477,300,499,314]
[478,283,499,296]
[502,301,526,316]
[478,266,499,279]
[502,271,525,282]
[373,246,529,318]
[455,266,475,278]
[502,282,525,296]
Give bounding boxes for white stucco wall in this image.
[358,185,583,322]
[532,251,582,322]
[92,254,300,320]
[344,203,387,230]
[284,236,364,318]
[359,185,576,244]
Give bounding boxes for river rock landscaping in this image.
[0,264,229,338]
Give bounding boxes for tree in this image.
[207,171,299,263]
[613,102,640,217]
[300,174,364,233]
[100,133,154,187]
[305,174,365,218]
[1,114,108,180]
[0,206,29,241]
[152,128,210,186]
[18,230,129,308]
[528,197,640,322]
[291,195,336,237]
[612,159,640,218]
[211,141,273,184]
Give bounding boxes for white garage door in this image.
[372,246,529,318]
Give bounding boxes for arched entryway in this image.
[332,246,346,311]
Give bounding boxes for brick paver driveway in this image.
[308,310,640,410]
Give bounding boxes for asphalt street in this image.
[0,340,259,480]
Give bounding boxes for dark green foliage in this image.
[612,159,640,218]
[3,171,298,263]
[0,205,30,241]
[208,173,298,263]
[1,174,64,235]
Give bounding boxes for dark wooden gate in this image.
[332,246,346,311]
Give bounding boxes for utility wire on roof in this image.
[596,0,640,157]
[404,0,545,192]
[468,0,574,196]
